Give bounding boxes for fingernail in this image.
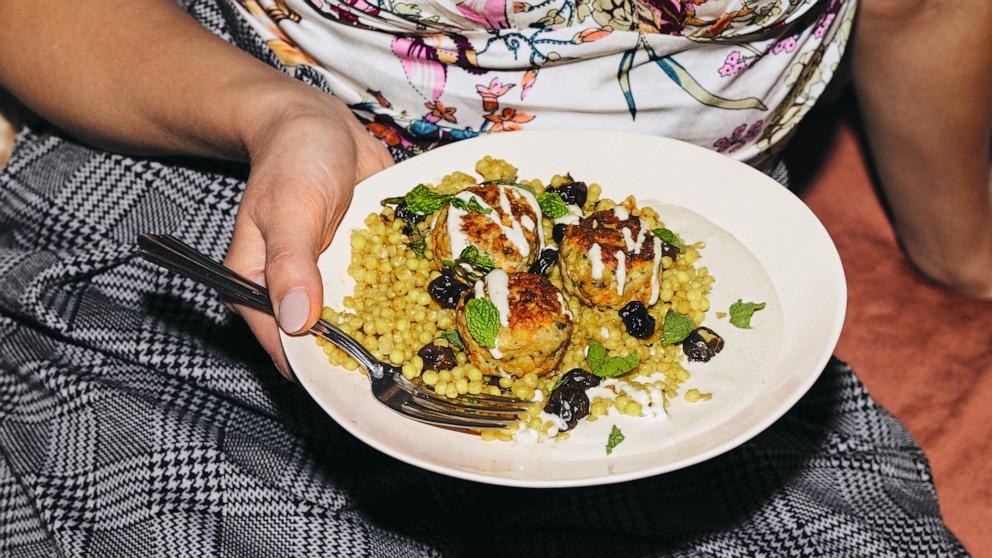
[278,288,309,333]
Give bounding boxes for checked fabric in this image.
[0,0,969,556]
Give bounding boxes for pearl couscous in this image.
[318,157,719,443]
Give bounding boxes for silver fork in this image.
[137,233,530,432]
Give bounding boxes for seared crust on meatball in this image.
[455,272,572,377]
[431,184,540,272]
[558,209,659,309]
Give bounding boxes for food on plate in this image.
[317,156,729,445]
[430,183,542,273]
[558,208,661,310]
[454,270,573,377]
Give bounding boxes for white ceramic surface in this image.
[280,129,847,488]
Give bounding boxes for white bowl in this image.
[281,129,846,488]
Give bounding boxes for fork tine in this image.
[412,391,528,416]
[411,385,531,412]
[400,400,518,429]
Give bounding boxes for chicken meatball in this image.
[455,270,572,377]
[431,184,543,272]
[558,208,663,309]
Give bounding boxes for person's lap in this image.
[0,121,966,557]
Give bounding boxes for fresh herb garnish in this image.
[652,228,686,252]
[450,196,492,214]
[606,425,625,455]
[404,184,451,215]
[585,339,640,378]
[405,224,427,258]
[439,331,465,351]
[660,309,694,345]
[458,245,496,273]
[729,299,766,329]
[465,298,500,349]
[538,191,570,219]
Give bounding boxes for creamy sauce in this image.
[648,236,662,305]
[612,207,629,221]
[485,269,511,328]
[556,292,573,319]
[446,201,470,262]
[521,215,535,231]
[621,225,648,254]
[450,189,531,260]
[589,243,604,279]
[511,186,546,251]
[614,250,626,296]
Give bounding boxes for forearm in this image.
[852,0,992,296]
[0,0,317,161]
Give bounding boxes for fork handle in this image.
[137,233,381,375]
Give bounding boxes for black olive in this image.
[417,343,457,371]
[552,223,568,245]
[543,386,590,431]
[558,368,601,390]
[618,301,656,339]
[427,272,469,309]
[682,327,724,362]
[659,240,679,261]
[527,248,559,276]
[549,181,588,207]
[394,202,425,225]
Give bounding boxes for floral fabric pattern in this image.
[233,0,856,167]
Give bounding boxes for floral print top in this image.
[233,0,855,167]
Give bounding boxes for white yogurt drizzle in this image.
[448,188,532,261]
[555,204,583,227]
[648,236,663,305]
[612,206,630,221]
[508,186,545,251]
[556,292,573,319]
[621,224,648,254]
[475,272,510,360]
[521,215,535,231]
[589,243,604,279]
[484,269,511,328]
[614,250,627,297]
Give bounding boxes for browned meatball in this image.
[455,271,572,377]
[431,184,542,272]
[558,208,661,309]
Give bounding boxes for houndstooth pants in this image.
[0,1,968,556]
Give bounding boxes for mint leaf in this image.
[586,339,639,378]
[538,192,570,219]
[661,309,694,345]
[597,351,640,378]
[465,298,500,349]
[652,228,686,252]
[405,184,452,214]
[405,223,427,258]
[606,425,625,455]
[586,339,607,373]
[450,196,492,215]
[458,245,496,273]
[440,331,465,351]
[729,299,766,329]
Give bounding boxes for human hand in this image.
[224,94,394,379]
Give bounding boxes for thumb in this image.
[259,193,341,335]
